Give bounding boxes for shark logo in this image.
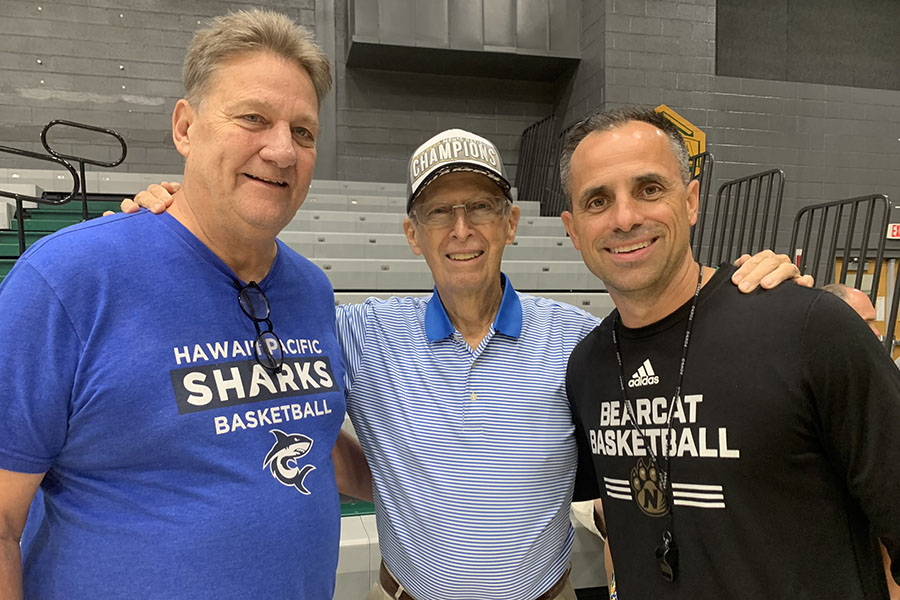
[263,429,316,494]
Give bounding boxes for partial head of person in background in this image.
[822,283,881,337]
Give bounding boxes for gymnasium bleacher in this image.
[0,168,616,319]
[7,125,900,356]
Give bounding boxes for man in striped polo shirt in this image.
[127,129,805,599]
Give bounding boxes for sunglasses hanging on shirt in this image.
[236,280,284,375]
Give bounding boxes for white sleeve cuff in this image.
[571,500,606,541]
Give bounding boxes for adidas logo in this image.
[628,359,659,388]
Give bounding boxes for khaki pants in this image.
[365,570,578,600]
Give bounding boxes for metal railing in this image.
[688,151,715,259]
[0,145,80,254]
[788,194,890,299]
[517,115,556,214]
[884,259,900,355]
[789,193,890,297]
[0,120,127,255]
[41,119,127,221]
[700,169,785,265]
[516,118,713,221]
[788,194,895,353]
[516,116,575,217]
[543,123,575,217]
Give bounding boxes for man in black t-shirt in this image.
[560,106,900,599]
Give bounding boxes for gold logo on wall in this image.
[656,104,706,160]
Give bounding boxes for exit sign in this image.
[889,223,900,239]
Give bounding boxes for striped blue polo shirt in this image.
[336,274,601,600]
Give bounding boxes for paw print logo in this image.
[631,457,669,517]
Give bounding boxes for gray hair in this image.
[559,105,691,205]
[183,9,332,107]
[822,283,851,300]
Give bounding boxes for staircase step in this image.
[0,231,50,256]
[10,218,79,232]
[32,200,123,214]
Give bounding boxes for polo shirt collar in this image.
[425,273,523,342]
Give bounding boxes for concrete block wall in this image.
[0,0,316,175]
[4,0,900,243]
[332,0,560,184]
[1,0,564,186]
[563,0,900,255]
[559,0,604,127]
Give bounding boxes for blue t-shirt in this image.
[0,211,346,599]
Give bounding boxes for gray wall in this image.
[0,0,316,175]
[333,63,557,184]
[348,0,580,56]
[717,0,900,92]
[562,0,900,253]
[558,0,604,127]
[334,0,562,184]
[0,0,563,185]
[3,0,900,243]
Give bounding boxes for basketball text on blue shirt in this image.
[166,336,338,436]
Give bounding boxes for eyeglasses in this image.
[236,281,284,374]
[411,196,509,228]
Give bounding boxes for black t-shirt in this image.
[567,265,900,599]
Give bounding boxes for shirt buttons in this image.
[469,392,477,402]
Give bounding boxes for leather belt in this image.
[378,562,570,600]
[532,568,571,600]
[379,561,415,600]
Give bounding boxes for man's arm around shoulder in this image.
[332,430,372,502]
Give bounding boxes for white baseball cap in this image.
[406,128,511,212]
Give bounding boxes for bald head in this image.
[823,284,880,337]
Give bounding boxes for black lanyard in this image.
[610,262,703,582]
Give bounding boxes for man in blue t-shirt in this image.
[0,10,369,600]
